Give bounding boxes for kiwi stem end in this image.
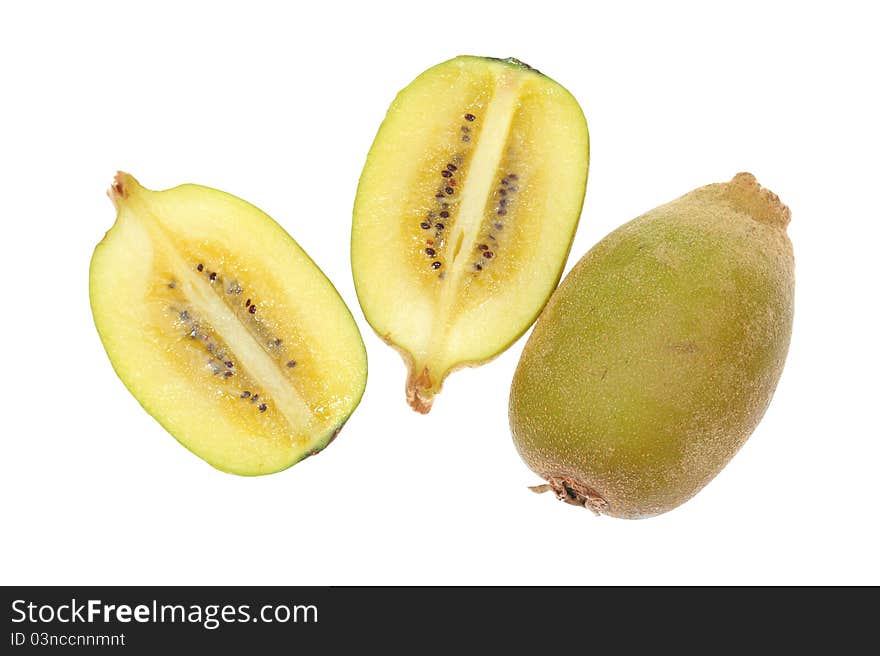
[406,367,435,414]
[530,476,608,516]
[725,172,791,230]
[108,171,132,209]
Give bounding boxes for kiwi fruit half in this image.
[509,173,795,518]
[90,173,367,475]
[352,55,589,413]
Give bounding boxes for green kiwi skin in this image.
[509,173,794,519]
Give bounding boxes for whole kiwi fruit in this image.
[509,173,794,519]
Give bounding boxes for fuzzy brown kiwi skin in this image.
[510,173,794,519]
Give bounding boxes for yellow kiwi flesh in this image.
[352,56,589,413]
[509,173,794,518]
[90,174,367,475]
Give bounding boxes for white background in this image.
[1,1,877,585]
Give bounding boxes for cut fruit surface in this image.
[352,55,589,412]
[90,173,367,475]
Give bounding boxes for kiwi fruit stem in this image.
[530,478,609,516]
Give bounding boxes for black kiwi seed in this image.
[287,360,297,368]
[498,209,507,216]
[209,272,217,281]
[273,338,282,347]
[447,164,457,172]
[225,361,234,368]
[474,263,483,271]
[420,221,431,229]
[245,299,251,307]
[258,404,267,413]
[494,223,503,230]
[441,170,452,178]
[179,310,189,320]
[223,371,233,379]
[435,193,444,199]
[484,251,494,259]
[445,187,454,195]
[462,136,470,142]
[168,281,176,289]
[197,264,204,272]
[439,210,449,218]
[249,305,256,314]
[435,223,444,230]
[425,247,436,256]
[479,244,488,251]
[241,391,251,398]
[432,261,442,269]
[464,113,475,121]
